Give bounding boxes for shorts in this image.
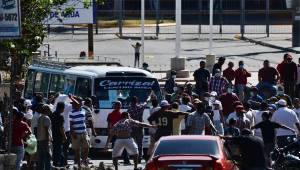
[71,133,90,150]
[112,138,138,158]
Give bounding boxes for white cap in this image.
[24,99,32,107]
[277,99,287,106]
[160,100,170,107]
[210,91,218,97]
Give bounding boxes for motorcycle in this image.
[271,140,300,170]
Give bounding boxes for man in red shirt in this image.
[12,107,31,170]
[235,61,251,101]
[257,60,279,98]
[223,62,235,85]
[277,54,288,82]
[219,85,240,120]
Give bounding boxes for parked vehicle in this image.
[145,135,238,170]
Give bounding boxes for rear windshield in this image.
[154,140,220,157]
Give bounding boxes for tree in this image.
[0,0,100,76]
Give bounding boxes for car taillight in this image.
[145,160,156,170]
[214,160,224,170]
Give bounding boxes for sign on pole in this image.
[44,0,95,25]
[0,0,22,38]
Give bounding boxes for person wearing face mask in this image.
[164,70,177,94]
[210,91,224,135]
[209,69,229,96]
[282,53,297,97]
[235,60,251,102]
[220,86,240,121]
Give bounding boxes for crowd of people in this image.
[0,53,300,170]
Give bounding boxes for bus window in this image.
[34,72,50,97]
[49,74,65,94]
[75,77,91,98]
[24,70,35,99]
[64,79,75,95]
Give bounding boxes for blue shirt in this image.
[69,109,86,134]
[251,95,263,103]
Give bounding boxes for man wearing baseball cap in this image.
[148,100,189,142]
[271,99,300,147]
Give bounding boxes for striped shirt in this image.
[69,109,87,134]
[209,76,229,95]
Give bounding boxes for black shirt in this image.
[283,61,298,82]
[253,120,282,144]
[193,68,210,84]
[231,136,267,169]
[212,63,222,76]
[148,110,180,141]
[50,112,64,142]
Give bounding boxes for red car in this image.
[145,135,238,170]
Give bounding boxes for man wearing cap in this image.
[186,101,217,135]
[212,57,226,76]
[148,100,189,141]
[210,91,224,135]
[209,69,229,96]
[232,105,250,131]
[12,107,31,170]
[282,53,297,97]
[271,99,300,147]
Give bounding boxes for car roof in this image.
[159,135,221,141]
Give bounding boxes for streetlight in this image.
[206,0,215,72]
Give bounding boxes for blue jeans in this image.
[37,141,51,170]
[12,146,25,170]
[236,84,246,101]
[256,82,277,99]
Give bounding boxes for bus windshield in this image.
[94,77,161,109]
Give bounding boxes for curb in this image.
[115,33,158,40]
[235,35,300,54]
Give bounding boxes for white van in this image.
[24,60,162,149]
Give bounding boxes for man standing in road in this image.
[212,57,226,76]
[111,112,155,170]
[193,61,210,97]
[257,60,279,98]
[186,100,217,135]
[127,96,148,162]
[223,61,235,85]
[148,100,189,141]
[69,96,90,168]
[209,69,229,96]
[36,104,52,170]
[235,61,251,101]
[271,99,300,147]
[132,42,142,68]
[282,54,297,97]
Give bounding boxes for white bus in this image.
[24,60,162,149]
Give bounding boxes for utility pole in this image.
[88,24,94,59]
[292,0,300,47]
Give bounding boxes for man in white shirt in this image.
[209,91,224,135]
[271,99,300,147]
[179,96,192,134]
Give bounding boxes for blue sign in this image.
[0,0,21,38]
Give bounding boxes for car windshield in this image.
[154,140,220,157]
[94,77,162,109]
